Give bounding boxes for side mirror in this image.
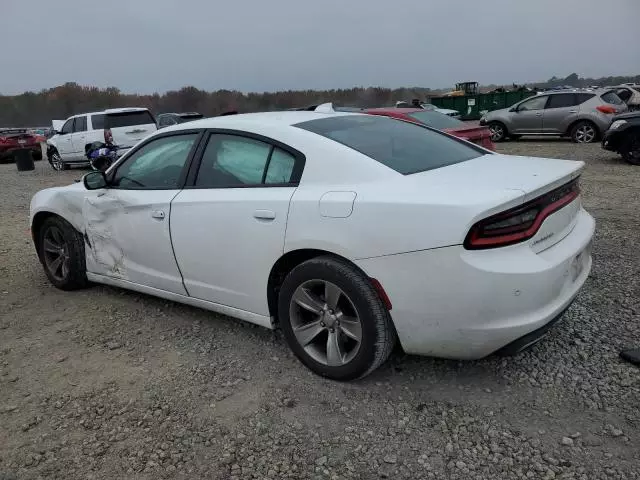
[83,171,108,190]
[509,107,517,112]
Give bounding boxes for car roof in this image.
[159,110,357,132]
[366,107,423,114]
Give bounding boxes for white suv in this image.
[47,108,157,170]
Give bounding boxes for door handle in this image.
[535,112,542,116]
[253,210,276,220]
[151,210,165,220]
[568,110,578,113]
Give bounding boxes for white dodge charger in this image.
[30,111,595,380]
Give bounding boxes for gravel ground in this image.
[1,141,639,480]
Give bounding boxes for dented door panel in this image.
[82,189,187,295]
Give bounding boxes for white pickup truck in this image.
[47,108,157,171]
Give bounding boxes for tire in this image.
[620,131,640,166]
[278,256,395,381]
[38,216,88,290]
[49,150,67,171]
[570,121,598,144]
[488,122,507,142]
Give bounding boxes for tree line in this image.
[1,73,638,128]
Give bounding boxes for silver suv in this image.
[480,89,627,143]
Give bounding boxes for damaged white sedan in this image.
[30,112,595,380]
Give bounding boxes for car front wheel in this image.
[488,122,507,142]
[38,216,88,290]
[278,256,395,381]
[621,131,640,165]
[49,151,66,171]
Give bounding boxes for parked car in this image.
[612,84,640,112]
[394,101,461,118]
[156,112,204,128]
[365,107,495,150]
[47,108,157,171]
[602,111,640,165]
[480,89,627,143]
[0,128,42,163]
[30,112,594,380]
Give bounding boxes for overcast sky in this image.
[2,0,638,95]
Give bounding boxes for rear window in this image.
[295,115,483,175]
[406,110,464,129]
[601,91,624,105]
[105,110,156,128]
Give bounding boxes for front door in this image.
[82,131,201,294]
[511,95,548,133]
[70,115,89,160]
[170,132,302,316]
[56,118,75,160]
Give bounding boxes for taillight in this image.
[464,179,580,250]
[596,105,617,114]
[104,128,113,143]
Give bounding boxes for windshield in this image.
[105,111,156,128]
[295,115,484,175]
[406,110,464,129]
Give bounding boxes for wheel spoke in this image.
[326,330,344,366]
[49,254,64,275]
[324,282,342,310]
[61,258,69,278]
[293,319,325,346]
[292,287,324,314]
[43,238,59,253]
[51,228,63,244]
[338,315,361,342]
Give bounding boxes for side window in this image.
[91,114,105,130]
[546,94,578,109]
[111,134,198,189]
[265,148,296,184]
[73,116,87,132]
[517,96,548,111]
[576,93,596,104]
[60,119,74,135]
[195,135,272,187]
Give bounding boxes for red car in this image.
[0,129,42,163]
[364,107,495,151]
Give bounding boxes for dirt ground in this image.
[1,140,639,480]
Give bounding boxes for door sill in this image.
[86,272,274,329]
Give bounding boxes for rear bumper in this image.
[0,145,40,159]
[355,207,595,359]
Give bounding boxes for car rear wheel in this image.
[488,122,507,142]
[49,151,66,171]
[571,121,598,143]
[278,256,395,381]
[621,131,640,166]
[38,216,88,290]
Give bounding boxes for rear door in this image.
[105,110,158,152]
[511,95,547,133]
[83,131,201,293]
[170,131,303,316]
[542,93,581,134]
[70,115,89,159]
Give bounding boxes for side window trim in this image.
[260,146,276,184]
[184,128,306,189]
[106,129,206,190]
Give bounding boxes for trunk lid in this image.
[444,124,495,150]
[406,154,584,251]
